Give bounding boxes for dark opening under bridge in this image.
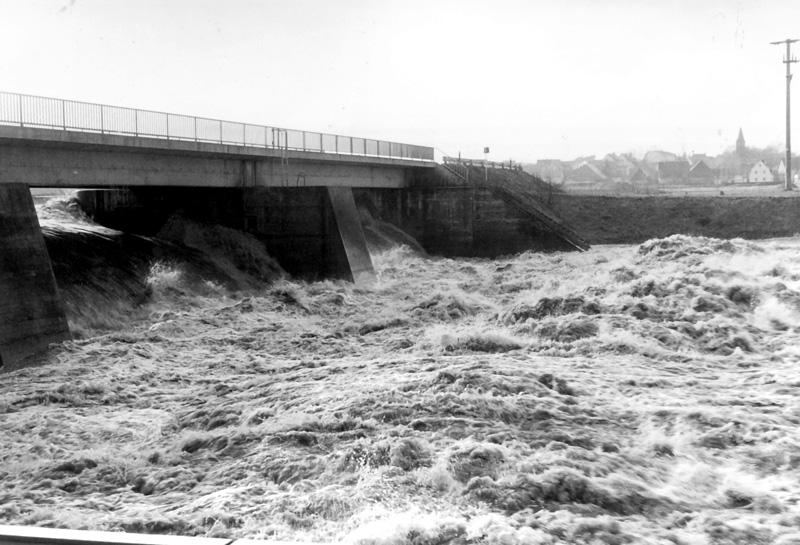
[0,92,587,369]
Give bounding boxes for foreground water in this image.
[3,201,800,544]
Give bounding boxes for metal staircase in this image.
[441,158,590,251]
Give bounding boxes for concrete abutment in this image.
[0,184,71,369]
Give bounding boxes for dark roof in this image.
[630,168,648,182]
[690,160,713,176]
[658,161,690,178]
[571,163,607,181]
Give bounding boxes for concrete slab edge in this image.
[0,525,331,545]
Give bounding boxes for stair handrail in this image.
[443,155,522,171]
[450,162,590,251]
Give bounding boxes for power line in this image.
[771,38,799,190]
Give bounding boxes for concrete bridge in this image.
[0,94,434,190]
[0,92,579,369]
[0,92,438,367]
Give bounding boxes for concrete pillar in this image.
[326,186,375,285]
[0,184,70,369]
[243,187,375,285]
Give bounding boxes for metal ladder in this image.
[273,128,290,187]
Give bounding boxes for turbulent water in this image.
[3,198,800,544]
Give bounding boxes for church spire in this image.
[736,127,745,154]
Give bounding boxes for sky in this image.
[2,0,799,162]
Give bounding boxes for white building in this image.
[749,160,774,183]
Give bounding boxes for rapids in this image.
[2,196,800,544]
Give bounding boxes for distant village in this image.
[523,129,798,193]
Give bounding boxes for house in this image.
[749,160,774,183]
[569,163,607,183]
[601,153,637,181]
[658,161,690,184]
[629,168,650,183]
[773,160,786,183]
[689,160,715,185]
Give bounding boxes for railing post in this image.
[320,133,323,152]
[303,131,306,151]
[194,117,197,141]
[242,123,246,146]
[18,94,23,127]
[350,137,353,155]
[166,114,169,140]
[219,120,222,144]
[61,99,66,130]
[100,105,104,134]
[135,110,139,137]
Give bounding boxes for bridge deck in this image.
[0,125,434,169]
[0,92,433,189]
[0,125,432,189]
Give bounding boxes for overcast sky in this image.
[2,0,798,162]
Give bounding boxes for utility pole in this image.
[771,38,799,190]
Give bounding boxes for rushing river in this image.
[2,197,800,544]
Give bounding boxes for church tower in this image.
[736,128,745,155]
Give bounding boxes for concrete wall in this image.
[0,145,409,189]
[243,187,374,283]
[547,194,800,244]
[354,186,571,257]
[0,146,244,188]
[255,161,405,188]
[77,180,572,266]
[77,187,374,283]
[0,184,70,369]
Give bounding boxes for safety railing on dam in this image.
[0,92,434,162]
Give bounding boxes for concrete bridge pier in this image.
[0,184,71,369]
[242,186,375,284]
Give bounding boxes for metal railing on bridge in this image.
[443,155,523,171]
[0,92,434,162]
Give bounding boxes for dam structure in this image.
[0,92,583,367]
